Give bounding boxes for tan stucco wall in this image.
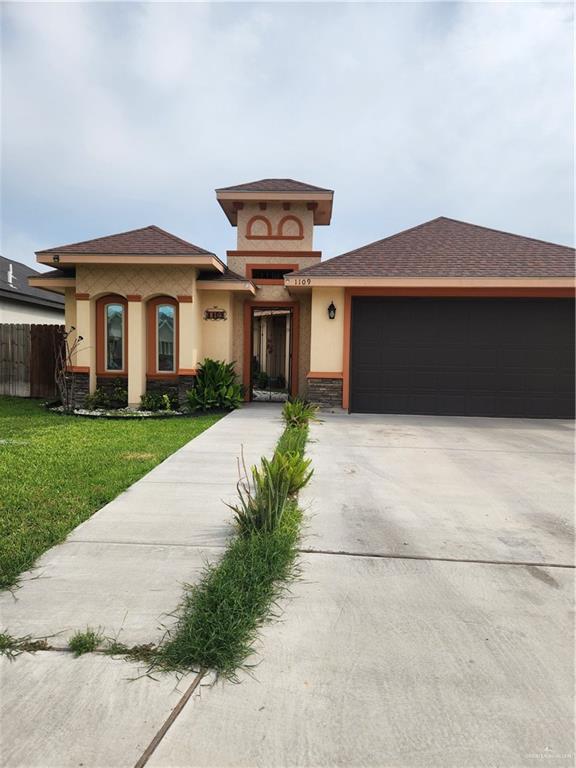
[76,264,196,299]
[236,202,315,251]
[310,287,344,373]
[198,290,233,362]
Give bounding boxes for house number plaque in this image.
[204,308,227,321]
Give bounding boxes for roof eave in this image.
[284,276,576,289]
[36,253,225,272]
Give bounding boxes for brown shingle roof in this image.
[216,178,332,194]
[291,217,575,279]
[36,225,215,256]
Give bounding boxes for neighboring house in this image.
[31,179,575,418]
[0,255,64,324]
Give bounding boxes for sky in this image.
[1,1,574,271]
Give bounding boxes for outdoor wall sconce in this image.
[328,301,336,320]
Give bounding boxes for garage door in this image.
[350,297,575,418]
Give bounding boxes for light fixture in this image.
[53,255,60,263]
[328,301,336,320]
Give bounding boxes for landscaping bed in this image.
[0,397,222,590]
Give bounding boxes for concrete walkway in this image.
[0,405,283,768]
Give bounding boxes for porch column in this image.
[178,295,200,373]
[71,293,95,405]
[127,296,146,408]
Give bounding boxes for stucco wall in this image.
[198,290,233,362]
[310,287,344,373]
[236,202,315,251]
[76,264,196,298]
[0,299,64,324]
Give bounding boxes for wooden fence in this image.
[0,324,64,399]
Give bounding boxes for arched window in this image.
[96,295,127,375]
[147,297,178,376]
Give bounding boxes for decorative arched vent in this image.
[246,215,272,239]
[277,215,304,240]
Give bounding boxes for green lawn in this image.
[0,397,221,590]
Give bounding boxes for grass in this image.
[0,631,51,659]
[152,418,311,680]
[69,627,103,656]
[0,397,221,590]
[155,501,303,679]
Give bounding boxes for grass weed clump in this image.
[154,502,302,679]
[69,628,103,657]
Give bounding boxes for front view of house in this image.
[30,179,575,418]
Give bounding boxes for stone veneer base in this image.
[307,377,343,407]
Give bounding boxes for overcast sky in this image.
[1,1,573,270]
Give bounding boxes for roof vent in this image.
[7,263,14,288]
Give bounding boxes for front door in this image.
[250,307,293,402]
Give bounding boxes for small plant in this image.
[256,371,269,389]
[187,359,243,412]
[282,399,319,428]
[270,449,313,496]
[228,455,290,536]
[69,628,103,657]
[139,391,178,412]
[84,388,110,410]
[0,632,50,659]
[109,379,128,408]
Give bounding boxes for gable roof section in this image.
[0,255,65,308]
[290,217,575,279]
[36,225,215,256]
[216,178,333,194]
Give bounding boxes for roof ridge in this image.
[437,216,575,252]
[147,225,213,254]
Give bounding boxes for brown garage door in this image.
[350,297,575,418]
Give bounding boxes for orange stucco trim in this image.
[96,294,128,377]
[177,295,193,303]
[146,296,179,378]
[341,286,576,410]
[246,215,272,239]
[66,366,90,374]
[277,215,304,240]
[126,294,142,302]
[75,293,90,300]
[178,368,197,376]
[307,371,343,379]
[228,250,321,259]
[246,263,299,286]
[243,301,300,401]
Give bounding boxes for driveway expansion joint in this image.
[299,548,575,569]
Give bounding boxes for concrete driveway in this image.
[147,414,575,768]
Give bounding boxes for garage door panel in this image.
[350,297,575,418]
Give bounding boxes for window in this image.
[157,304,175,372]
[251,268,294,281]
[96,294,127,375]
[105,303,124,371]
[147,297,178,376]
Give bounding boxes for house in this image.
[1,255,64,324]
[30,179,575,418]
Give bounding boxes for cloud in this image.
[1,1,573,268]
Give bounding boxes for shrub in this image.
[109,379,128,408]
[282,398,319,428]
[84,388,109,410]
[140,391,178,412]
[256,371,269,389]
[186,359,243,412]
